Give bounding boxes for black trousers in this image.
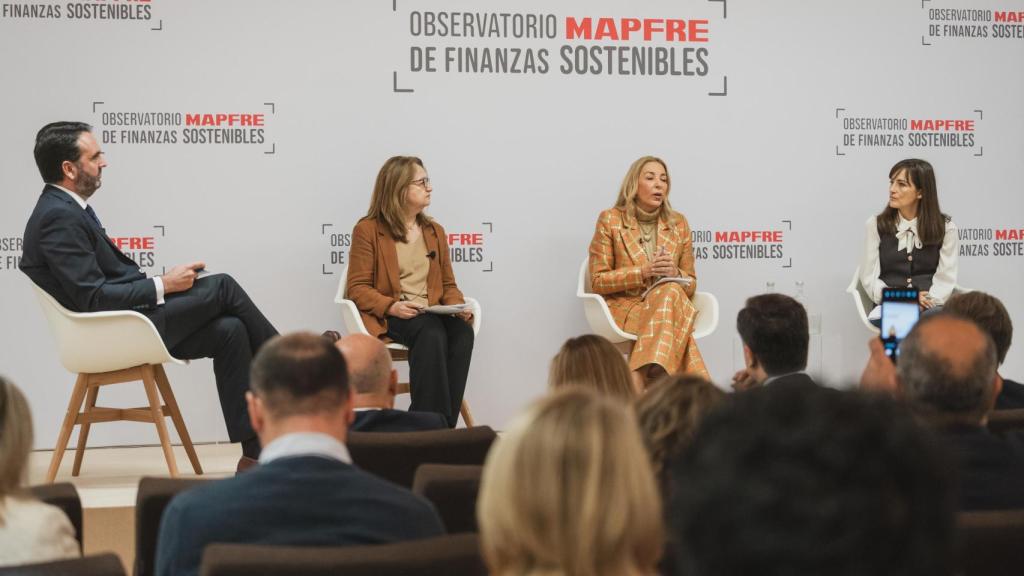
[386,313,474,427]
[147,274,278,442]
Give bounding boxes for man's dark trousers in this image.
[152,273,277,442]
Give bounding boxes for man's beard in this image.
[76,169,101,198]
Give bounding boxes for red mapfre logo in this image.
[565,17,709,42]
[185,114,264,127]
[714,230,784,243]
[110,236,154,250]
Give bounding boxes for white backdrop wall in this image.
[1,0,1022,447]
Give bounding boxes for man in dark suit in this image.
[155,332,445,576]
[337,334,448,432]
[896,313,1024,511]
[21,122,277,464]
[731,293,815,390]
[944,291,1024,409]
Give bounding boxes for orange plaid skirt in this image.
[618,282,708,378]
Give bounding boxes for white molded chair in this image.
[334,266,480,427]
[30,283,202,482]
[847,266,972,334]
[846,267,881,334]
[576,259,719,354]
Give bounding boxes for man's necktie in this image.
[84,205,103,229]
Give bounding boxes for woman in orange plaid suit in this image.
[588,156,708,388]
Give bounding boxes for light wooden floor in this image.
[27,443,240,571]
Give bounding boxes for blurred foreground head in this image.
[479,388,662,576]
[670,381,955,576]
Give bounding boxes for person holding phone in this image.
[346,156,473,427]
[859,158,959,325]
[880,288,921,363]
[588,156,707,389]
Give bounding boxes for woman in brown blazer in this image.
[588,156,708,389]
[346,156,473,427]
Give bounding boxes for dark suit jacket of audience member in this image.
[940,424,1024,511]
[154,455,445,576]
[765,372,816,387]
[995,378,1024,410]
[352,409,448,433]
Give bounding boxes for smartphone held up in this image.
[880,288,921,364]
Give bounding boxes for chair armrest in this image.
[338,298,372,337]
[691,291,719,340]
[579,292,636,343]
[846,268,880,334]
[464,297,481,336]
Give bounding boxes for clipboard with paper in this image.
[423,303,473,315]
[642,276,693,300]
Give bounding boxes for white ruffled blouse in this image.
[859,214,959,305]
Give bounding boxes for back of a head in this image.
[0,376,33,502]
[34,121,92,183]
[944,291,1012,365]
[635,374,724,477]
[548,335,635,401]
[898,313,999,422]
[736,294,809,375]
[479,388,662,576]
[250,332,350,418]
[336,334,392,395]
[670,381,955,576]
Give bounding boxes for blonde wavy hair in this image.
[636,374,724,477]
[548,335,636,401]
[478,389,663,576]
[0,376,33,523]
[614,156,675,224]
[363,155,432,242]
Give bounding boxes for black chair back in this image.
[412,464,483,534]
[956,509,1024,575]
[134,476,208,576]
[987,409,1024,437]
[199,533,486,576]
[0,553,125,576]
[347,426,497,488]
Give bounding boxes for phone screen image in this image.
[881,289,920,363]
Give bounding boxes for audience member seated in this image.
[669,381,956,576]
[731,293,813,391]
[337,334,448,432]
[548,335,638,400]
[154,333,444,576]
[636,374,724,486]
[895,314,1024,510]
[478,389,662,576]
[0,376,79,567]
[944,291,1024,410]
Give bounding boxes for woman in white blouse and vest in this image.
[860,158,959,325]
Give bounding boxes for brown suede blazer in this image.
[347,217,465,339]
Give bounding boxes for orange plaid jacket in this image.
[588,207,697,326]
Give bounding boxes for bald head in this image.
[336,334,393,395]
[898,313,999,422]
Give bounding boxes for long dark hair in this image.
[876,158,948,245]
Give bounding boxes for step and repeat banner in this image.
[1,0,1022,447]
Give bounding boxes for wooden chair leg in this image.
[71,384,100,477]
[460,400,475,428]
[141,366,179,477]
[153,365,202,475]
[47,374,89,483]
